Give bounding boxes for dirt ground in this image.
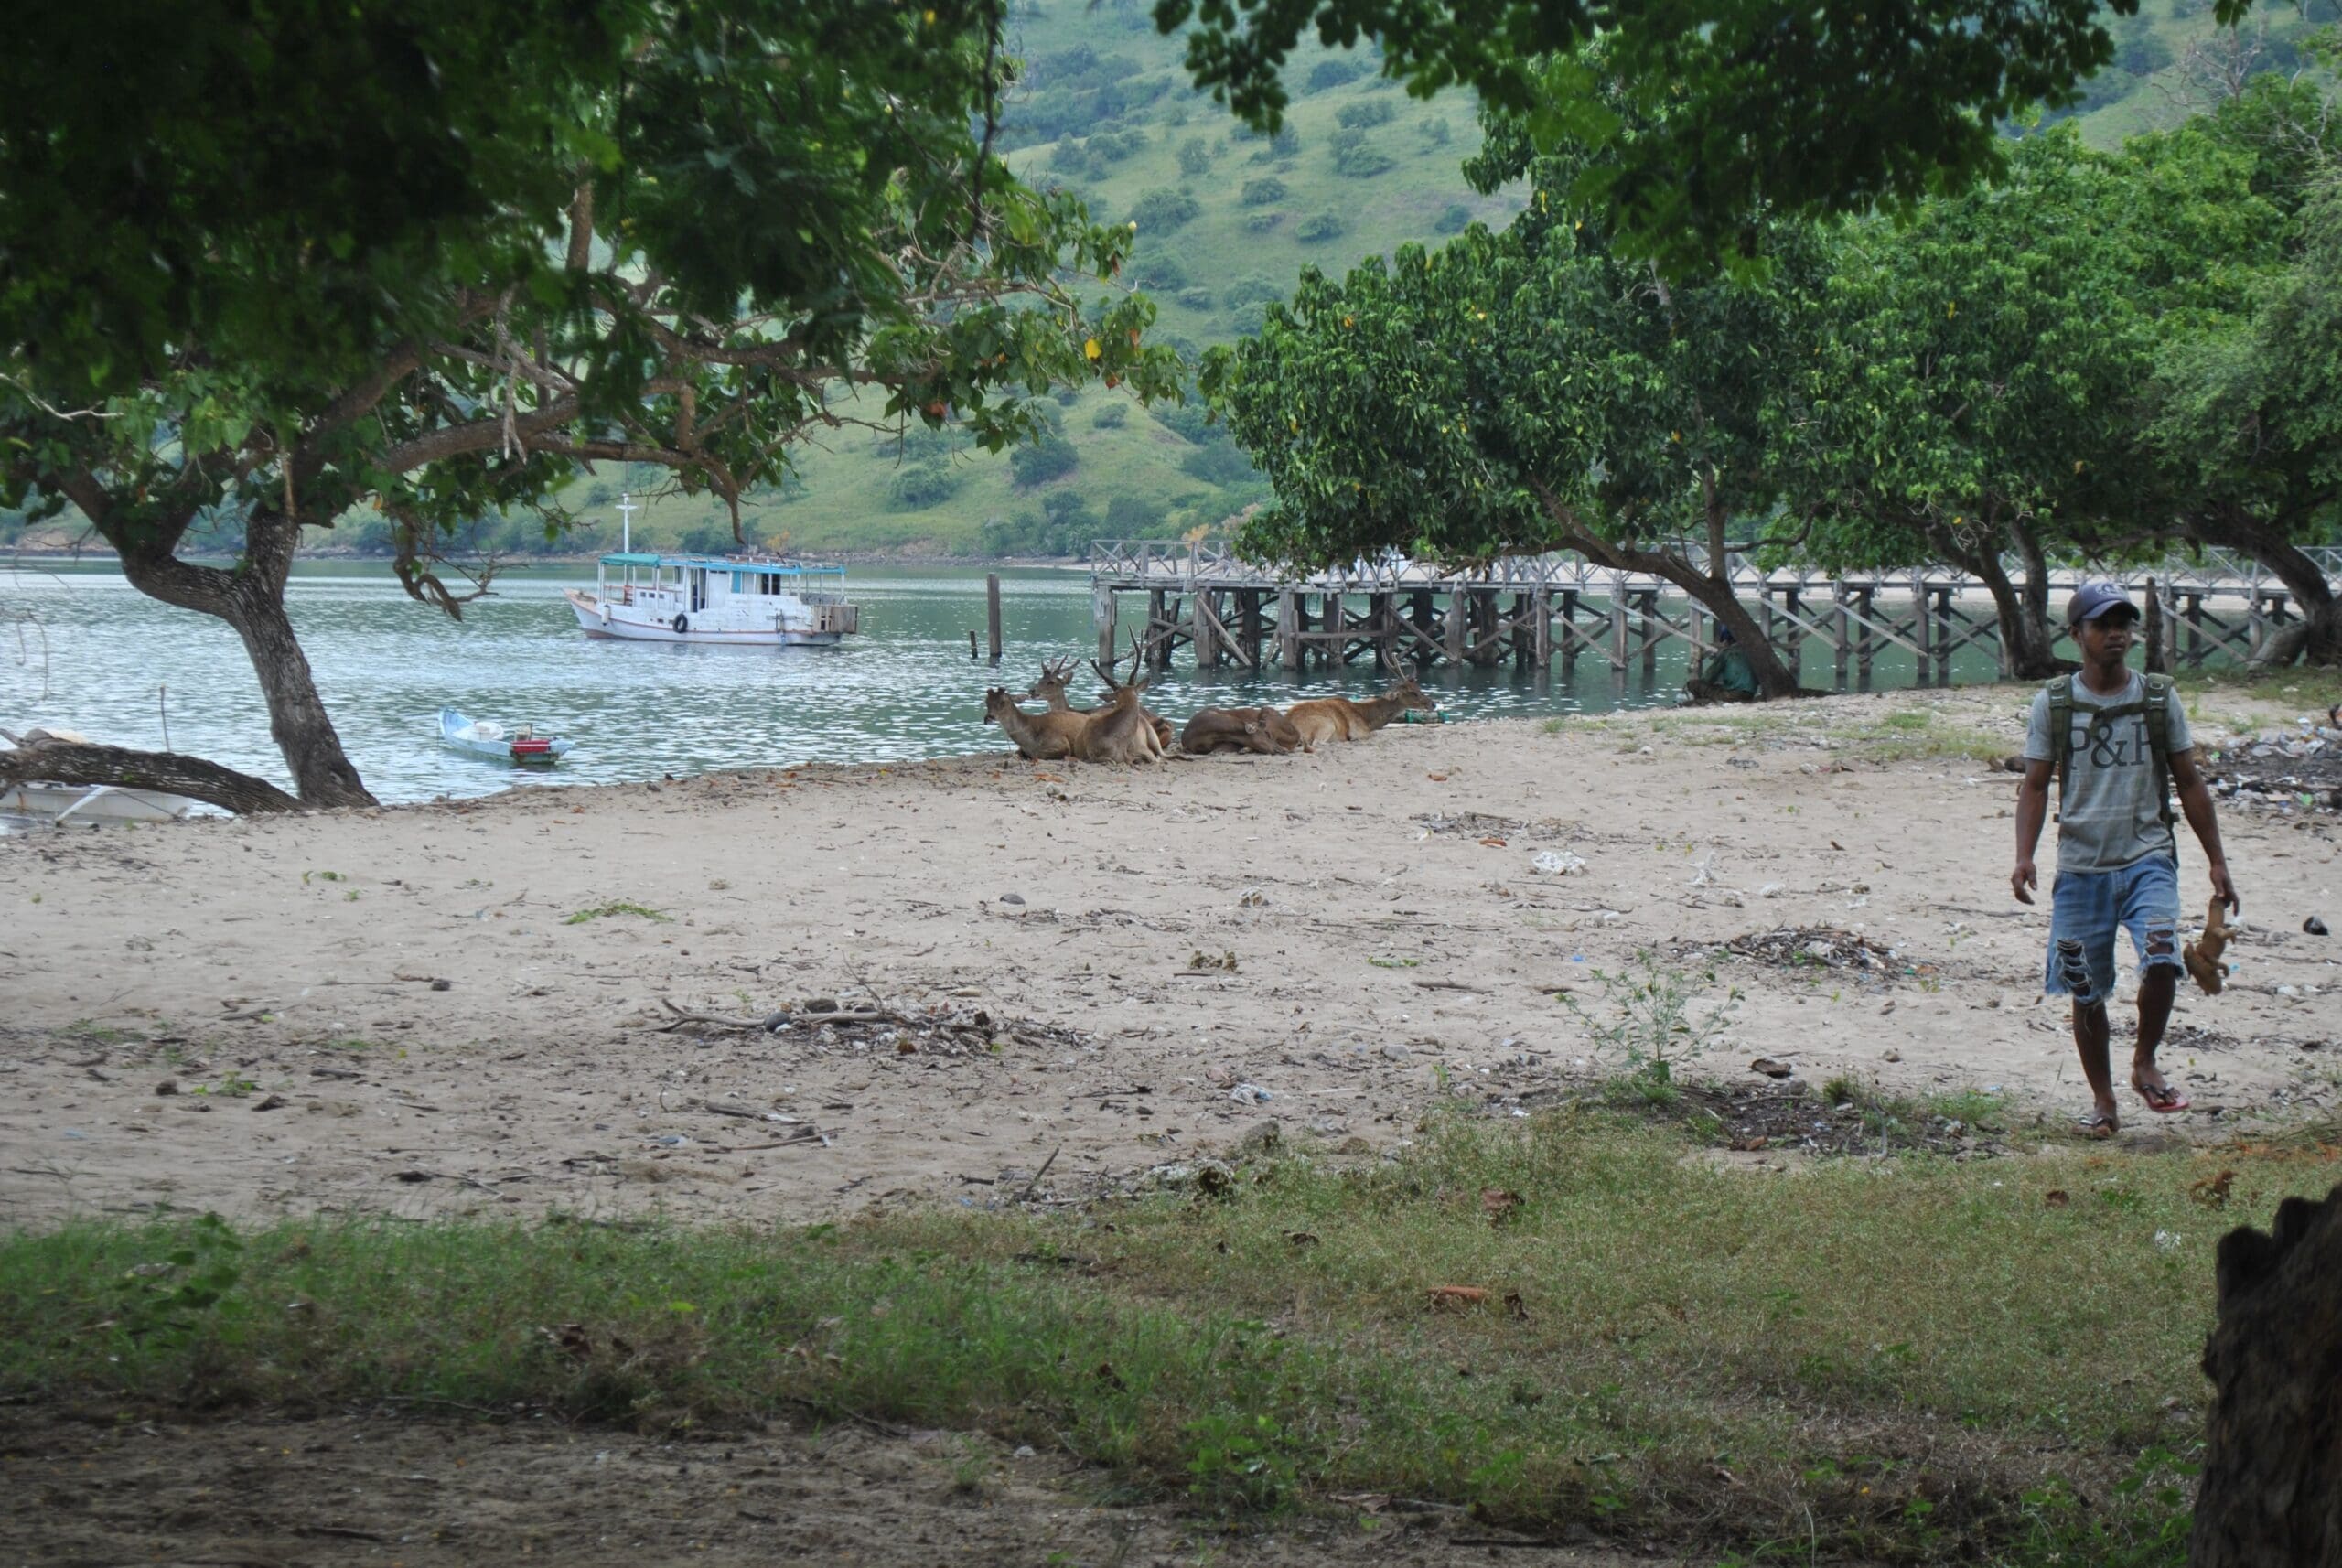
[5,688,2338,1230]
[0,1409,1652,1567]
[5,684,2337,1566]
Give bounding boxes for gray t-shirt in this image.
[2024,671,2192,874]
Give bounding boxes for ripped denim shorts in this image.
[2043,852,2181,1004]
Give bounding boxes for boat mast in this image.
[617,491,638,553]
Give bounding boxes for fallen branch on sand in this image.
[0,731,304,814]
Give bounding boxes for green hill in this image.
[2068,1,2333,145]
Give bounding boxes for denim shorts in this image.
[2043,853,2181,1004]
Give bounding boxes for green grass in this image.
[561,900,671,926]
[6,1111,2318,1561]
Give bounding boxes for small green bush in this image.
[1240,177,1287,206]
[1305,58,1365,91]
[1434,203,1473,235]
[1336,100,1394,129]
[1127,186,1201,233]
[1091,404,1128,430]
[1296,211,1347,242]
[1008,431,1079,489]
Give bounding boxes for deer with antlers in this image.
[984,643,1165,767]
[1026,650,1174,752]
[1283,670,1437,749]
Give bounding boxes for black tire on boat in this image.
[672,614,689,635]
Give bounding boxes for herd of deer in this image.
[982,649,1437,767]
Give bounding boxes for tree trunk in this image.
[2190,511,2342,668]
[1521,477,1802,697]
[111,510,380,809]
[0,737,305,815]
[2190,1181,2342,1567]
[1928,518,2064,679]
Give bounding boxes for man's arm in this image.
[2012,758,2052,904]
[2167,748,2238,913]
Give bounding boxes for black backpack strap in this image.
[2046,675,2075,800]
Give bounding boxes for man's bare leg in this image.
[2072,999,2119,1133]
[2132,939,2182,1105]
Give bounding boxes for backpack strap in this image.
[2046,675,2075,801]
[2143,672,2177,827]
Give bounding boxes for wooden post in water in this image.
[1094,585,1119,668]
[1277,590,1301,671]
[1532,588,1552,669]
[1324,587,1343,668]
[1832,583,1852,686]
[985,574,1003,665]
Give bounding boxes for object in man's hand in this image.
[2185,897,2234,995]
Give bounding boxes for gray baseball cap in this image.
[2067,580,2137,626]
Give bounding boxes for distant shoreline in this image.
[3,545,1090,572]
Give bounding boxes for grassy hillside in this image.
[2069,0,2334,145]
[549,1,1523,559]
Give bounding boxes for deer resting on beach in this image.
[1026,653,1174,752]
[1283,676,1436,750]
[1180,705,1305,756]
[983,670,1164,768]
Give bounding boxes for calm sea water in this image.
[1,560,2002,804]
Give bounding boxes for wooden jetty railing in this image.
[1085,541,2342,682]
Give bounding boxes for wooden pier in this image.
[1088,542,2342,683]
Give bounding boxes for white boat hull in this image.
[564,589,843,647]
[439,708,573,765]
[0,782,199,823]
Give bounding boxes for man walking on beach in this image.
[2012,581,2238,1138]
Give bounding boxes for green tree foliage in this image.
[1129,186,1204,232]
[1241,177,1290,206]
[1336,100,1397,129]
[1150,0,2265,270]
[1010,430,1082,488]
[0,0,1181,804]
[1296,212,1348,242]
[1207,88,1823,695]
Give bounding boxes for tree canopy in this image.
[1,1,1180,805]
[1151,0,2261,270]
[1209,53,2342,687]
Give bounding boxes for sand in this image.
[5,685,2337,1227]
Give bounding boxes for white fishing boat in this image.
[438,707,574,765]
[563,550,860,648]
[0,781,199,824]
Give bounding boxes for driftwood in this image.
[0,735,303,815]
[2191,1181,2342,1567]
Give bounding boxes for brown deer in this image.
[1085,654,1168,764]
[1284,676,1436,750]
[1180,705,1305,756]
[983,688,1085,760]
[1028,651,1173,752]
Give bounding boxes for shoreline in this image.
[5,684,2333,1229]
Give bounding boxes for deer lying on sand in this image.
[1026,654,1174,752]
[1284,676,1436,749]
[1180,705,1305,756]
[983,668,1164,767]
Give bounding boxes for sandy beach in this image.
[5,683,2337,1228]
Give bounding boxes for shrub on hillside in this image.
[1434,203,1473,235]
[885,458,959,511]
[1009,431,1080,489]
[1241,177,1287,206]
[1092,403,1128,429]
[1296,211,1347,242]
[1176,137,1214,177]
[1242,210,1282,233]
[1329,127,1394,179]
[1176,285,1218,309]
[1306,58,1365,91]
[1133,254,1188,291]
[1105,494,1166,534]
[1180,441,1261,486]
[1128,187,1201,233]
[1222,274,1284,308]
[1420,116,1452,147]
[2116,28,2174,73]
[1336,100,1395,129]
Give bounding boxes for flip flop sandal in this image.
[2074,1111,2117,1140]
[2134,1080,2191,1114]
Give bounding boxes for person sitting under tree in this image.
[2012,581,2238,1139]
[1683,623,1760,704]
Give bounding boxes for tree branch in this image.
[0,736,304,815]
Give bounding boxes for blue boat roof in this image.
[598,553,844,572]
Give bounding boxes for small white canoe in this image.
[439,707,574,765]
[0,781,199,823]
